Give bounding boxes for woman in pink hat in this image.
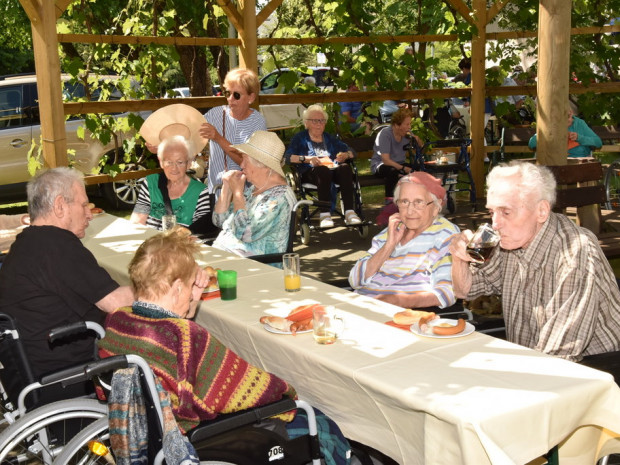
[349,172,460,309]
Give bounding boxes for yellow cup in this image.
[283,253,301,292]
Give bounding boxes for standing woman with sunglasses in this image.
[200,68,267,194]
[349,172,459,310]
[285,104,361,229]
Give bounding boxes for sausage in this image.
[290,318,313,334]
[418,314,437,333]
[432,319,466,336]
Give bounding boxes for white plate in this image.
[263,323,312,335]
[411,318,475,339]
[202,286,219,294]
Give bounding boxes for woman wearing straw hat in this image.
[199,68,267,194]
[132,104,216,235]
[212,131,296,258]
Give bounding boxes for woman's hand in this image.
[192,266,209,302]
[223,170,246,194]
[308,157,321,167]
[335,151,351,163]
[569,131,579,141]
[200,122,220,141]
[386,212,406,246]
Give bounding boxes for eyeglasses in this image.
[162,160,188,168]
[223,89,242,100]
[396,199,434,210]
[306,118,327,124]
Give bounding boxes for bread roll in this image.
[393,309,436,326]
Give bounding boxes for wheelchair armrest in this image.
[186,397,297,443]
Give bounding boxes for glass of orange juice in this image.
[283,253,301,292]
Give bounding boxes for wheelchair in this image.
[0,317,372,465]
[286,161,370,245]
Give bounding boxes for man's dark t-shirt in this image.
[0,226,118,378]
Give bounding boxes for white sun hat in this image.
[231,131,286,177]
[139,103,207,155]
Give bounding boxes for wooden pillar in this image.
[470,0,487,199]
[237,0,258,75]
[536,0,570,166]
[19,0,68,169]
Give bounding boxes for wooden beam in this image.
[257,0,284,28]
[18,0,40,23]
[446,0,474,27]
[216,0,243,34]
[83,168,162,186]
[28,0,68,169]
[487,0,510,23]
[56,25,620,47]
[58,33,242,46]
[54,0,73,18]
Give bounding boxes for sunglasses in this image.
[223,89,242,100]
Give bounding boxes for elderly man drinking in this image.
[349,172,460,309]
[450,161,620,362]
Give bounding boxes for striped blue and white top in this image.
[204,106,267,193]
[349,216,460,308]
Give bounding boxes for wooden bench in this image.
[546,160,620,259]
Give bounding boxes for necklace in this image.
[253,170,272,195]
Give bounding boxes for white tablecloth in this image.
[83,214,620,465]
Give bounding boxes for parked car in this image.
[259,67,338,94]
[0,74,150,208]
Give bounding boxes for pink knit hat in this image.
[398,172,447,206]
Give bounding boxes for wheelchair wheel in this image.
[605,160,620,210]
[0,398,107,464]
[51,417,110,465]
[299,223,311,245]
[358,225,369,238]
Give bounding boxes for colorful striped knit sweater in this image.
[98,305,296,433]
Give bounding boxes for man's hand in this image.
[450,230,475,262]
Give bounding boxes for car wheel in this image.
[101,163,146,210]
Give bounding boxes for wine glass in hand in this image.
[466,223,500,265]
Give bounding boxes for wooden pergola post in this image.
[19,0,68,169]
[237,0,259,75]
[536,0,571,166]
[470,0,488,199]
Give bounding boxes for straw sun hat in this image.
[139,103,207,155]
[231,131,286,178]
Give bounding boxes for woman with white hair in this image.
[285,104,361,229]
[349,172,459,309]
[131,135,213,233]
[212,131,296,258]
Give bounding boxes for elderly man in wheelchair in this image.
[285,104,362,230]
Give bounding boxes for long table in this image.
[83,214,620,465]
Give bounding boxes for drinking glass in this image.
[217,270,237,301]
[161,214,177,231]
[466,223,500,265]
[283,253,301,292]
[312,306,344,345]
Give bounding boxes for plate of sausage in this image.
[411,318,474,339]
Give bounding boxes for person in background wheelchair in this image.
[285,104,362,229]
[98,229,351,464]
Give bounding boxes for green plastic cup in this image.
[217,270,237,301]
